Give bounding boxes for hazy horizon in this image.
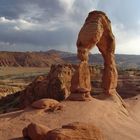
[0,0,140,54]
[0,48,140,56]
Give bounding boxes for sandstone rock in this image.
[32,98,62,111]
[19,64,100,106]
[22,122,50,140]
[46,122,105,140]
[46,64,73,100]
[20,64,73,107]
[20,75,48,107]
[71,62,91,93]
[77,10,118,96]
[69,61,92,101]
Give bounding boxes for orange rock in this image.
[31,98,62,111]
[22,122,50,140]
[46,122,105,140]
[70,62,91,92]
[77,10,118,95]
[20,64,73,107]
[19,64,97,104]
[46,64,73,100]
[69,61,92,101]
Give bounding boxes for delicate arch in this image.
[77,10,118,95]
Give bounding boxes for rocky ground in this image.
[0,96,140,140]
[0,67,140,113]
[91,69,140,99]
[0,67,140,140]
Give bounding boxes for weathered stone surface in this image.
[20,75,48,107]
[19,64,99,106]
[69,62,92,101]
[46,64,73,100]
[22,122,50,140]
[31,98,62,111]
[46,122,105,140]
[77,10,118,95]
[20,64,74,107]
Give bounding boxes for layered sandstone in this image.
[0,51,64,67]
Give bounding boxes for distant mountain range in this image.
[0,49,140,69]
[0,51,64,67]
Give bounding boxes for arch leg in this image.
[97,37,118,95]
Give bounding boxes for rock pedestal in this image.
[68,61,92,101]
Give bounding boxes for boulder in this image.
[23,122,50,140]
[46,122,105,140]
[20,75,48,107]
[31,98,62,111]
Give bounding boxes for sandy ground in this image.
[0,96,140,140]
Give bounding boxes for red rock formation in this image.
[20,64,73,107]
[69,62,92,101]
[46,64,73,100]
[0,51,64,67]
[20,75,48,107]
[23,122,50,140]
[23,122,105,140]
[32,98,62,111]
[46,122,105,140]
[19,64,99,106]
[77,10,118,96]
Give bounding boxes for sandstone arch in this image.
[77,11,118,95]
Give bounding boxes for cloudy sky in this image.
[0,0,140,54]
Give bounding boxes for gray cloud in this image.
[97,0,140,30]
[0,0,140,54]
[0,0,94,52]
[0,0,26,19]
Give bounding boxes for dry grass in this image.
[0,67,49,77]
[0,67,50,97]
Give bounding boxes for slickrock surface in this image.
[0,98,140,140]
[46,122,105,140]
[23,122,50,140]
